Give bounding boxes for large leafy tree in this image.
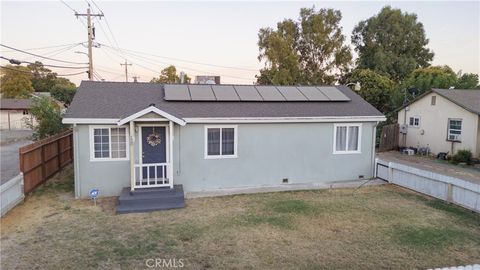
[28,62,58,92]
[150,65,191,84]
[404,65,457,94]
[0,65,34,98]
[257,7,352,85]
[352,6,434,82]
[50,78,77,106]
[346,69,395,114]
[455,73,479,89]
[27,96,65,140]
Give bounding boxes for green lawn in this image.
[1,167,479,269]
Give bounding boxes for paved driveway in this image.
[0,130,33,185]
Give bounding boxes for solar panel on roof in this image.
[317,87,350,101]
[297,87,329,101]
[234,86,263,101]
[256,86,285,101]
[189,85,216,100]
[212,85,240,101]
[164,84,191,100]
[276,86,308,101]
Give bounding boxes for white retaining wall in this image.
[1,174,24,216]
[376,158,480,213]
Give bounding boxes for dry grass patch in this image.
[1,168,479,269]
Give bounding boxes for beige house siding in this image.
[0,110,34,130]
[397,92,480,157]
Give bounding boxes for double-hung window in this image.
[205,125,237,159]
[333,124,361,154]
[90,126,129,161]
[409,116,420,127]
[447,119,462,142]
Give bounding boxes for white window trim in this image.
[333,123,362,154]
[204,125,238,159]
[89,125,130,162]
[447,118,462,142]
[409,116,421,128]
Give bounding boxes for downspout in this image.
[371,121,379,178]
[73,123,81,198]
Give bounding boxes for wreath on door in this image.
[146,127,161,146]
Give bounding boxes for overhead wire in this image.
[101,45,254,81]
[0,42,84,53]
[0,44,88,65]
[0,65,87,77]
[99,43,259,72]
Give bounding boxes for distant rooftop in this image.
[0,98,32,110]
[432,89,480,115]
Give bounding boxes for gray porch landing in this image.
[116,185,185,214]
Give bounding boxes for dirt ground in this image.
[378,151,480,184]
[1,168,479,269]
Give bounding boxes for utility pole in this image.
[120,60,132,82]
[132,76,140,83]
[75,5,103,80]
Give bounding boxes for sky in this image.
[1,1,479,85]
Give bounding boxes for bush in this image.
[26,97,65,140]
[451,150,472,165]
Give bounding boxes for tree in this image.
[257,7,352,85]
[50,78,77,106]
[27,61,58,92]
[346,69,395,114]
[150,65,191,84]
[455,73,479,89]
[403,65,457,94]
[352,6,434,82]
[27,96,64,140]
[0,65,34,98]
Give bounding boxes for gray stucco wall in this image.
[75,124,130,198]
[75,122,377,197]
[173,122,376,192]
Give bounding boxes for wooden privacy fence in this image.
[19,129,73,194]
[378,123,399,152]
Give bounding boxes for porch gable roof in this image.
[117,105,186,126]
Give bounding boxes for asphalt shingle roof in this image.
[0,99,32,110]
[432,89,480,115]
[64,81,384,120]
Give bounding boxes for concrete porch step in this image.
[116,185,185,214]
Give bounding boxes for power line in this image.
[0,56,88,69]
[0,44,88,65]
[1,65,87,77]
[99,43,258,72]
[59,0,77,13]
[102,46,254,81]
[0,42,84,53]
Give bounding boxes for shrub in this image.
[26,96,65,140]
[451,150,472,165]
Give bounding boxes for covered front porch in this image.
[119,105,186,192]
[116,106,186,214]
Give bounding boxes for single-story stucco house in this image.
[397,89,480,157]
[63,81,385,213]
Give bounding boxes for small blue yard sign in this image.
[90,189,99,199]
[90,189,99,206]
